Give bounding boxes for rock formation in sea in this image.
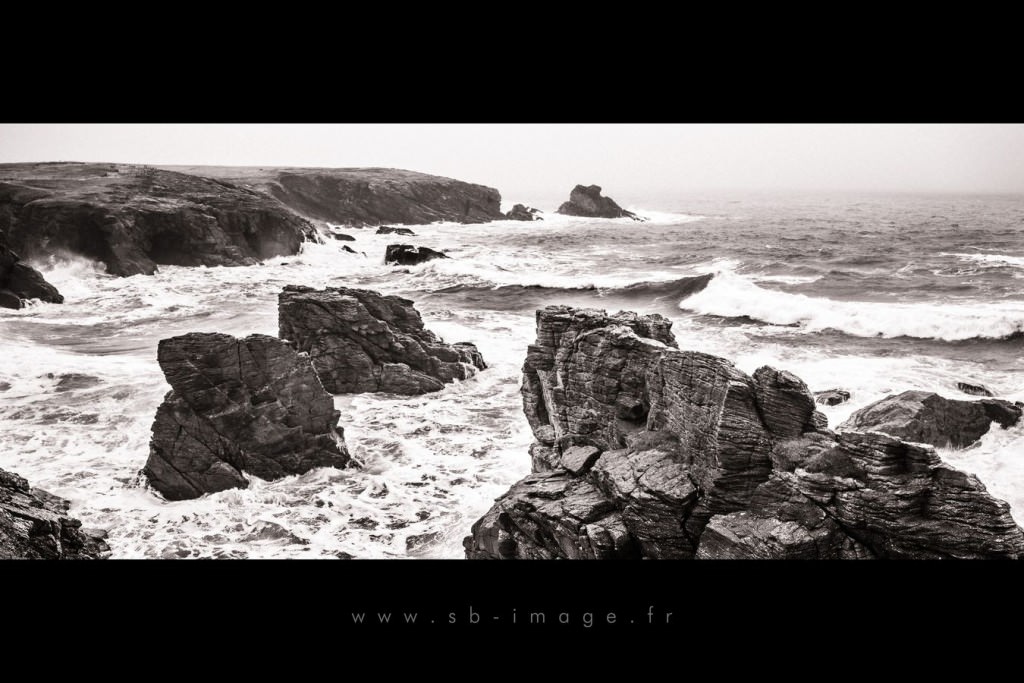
[814,389,851,406]
[376,226,417,236]
[330,232,356,241]
[0,229,63,309]
[384,244,448,266]
[957,381,993,397]
[464,306,1024,559]
[279,285,486,395]
[160,165,504,226]
[1,467,110,559]
[556,185,643,221]
[0,162,504,277]
[144,332,350,501]
[505,204,543,221]
[840,390,1022,448]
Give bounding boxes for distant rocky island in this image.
[557,184,644,221]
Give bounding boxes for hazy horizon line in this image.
[2,158,1021,198]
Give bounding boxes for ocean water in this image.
[1,190,1022,558]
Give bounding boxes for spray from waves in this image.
[942,252,1024,268]
[678,269,1024,341]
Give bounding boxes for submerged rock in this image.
[840,390,1021,448]
[465,306,1024,560]
[556,185,643,221]
[278,285,486,395]
[1,467,110,559]
[384,244,448,266]
[330,232,356,241]
[815,389,851,406]
[957,381,994,397]
[505,204,542,221]
[144,332,350,501]
[0,229,63,309]
[376,226,417,236]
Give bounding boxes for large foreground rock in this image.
[0,229,63,309]
[1,467,109,559]
[144,332,350,501]
[556,185,642,220]
[841,390,1021,448]
[465,306,1024,559]
[279,285,486,395]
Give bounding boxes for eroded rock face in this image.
[556,185,643,221]
[1,467,110,559]
[465,306,1024,560]
[0,163,318,277]
[144,332,350,501]
[840,390,1021,448]
[0,229,63,309]
[384,244,448,266]
[278,285,486,395]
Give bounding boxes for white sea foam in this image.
[942,252,1024,268]
[680,268,1024,341]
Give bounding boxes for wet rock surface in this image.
[144,332,350,501]
[278,285,486,395]
[1,467,110,559]
[465,306,1024,559]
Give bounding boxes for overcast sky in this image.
[1,124,1022,197]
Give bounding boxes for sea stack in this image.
[144,332,350,501]
[556,184,643,221]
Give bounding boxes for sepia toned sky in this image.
[1,124,1022,197]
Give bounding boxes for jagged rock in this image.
[340,245,359,255]
[520,305,676,450]
[505,204,542,221]
[465,306,1024,560]
[957,381,993,397]
[561,445,601,475]
[330,232,356,241]
[464,472,637,560]
[556,185,644,221]
[840,390,1021,448]
[384,244,448,266]
[376,226,417,236]
[815,389,851,406]
[1,467,110,559]
[0,229,63,309]
[278,285,486,395]
[143,332,350,501]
